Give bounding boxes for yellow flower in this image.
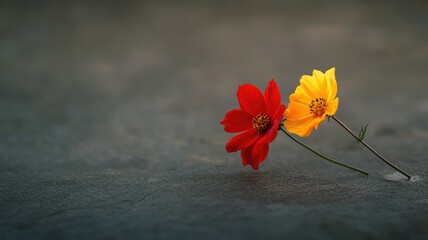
[284,67,339,137]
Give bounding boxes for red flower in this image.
[220,80,286,170]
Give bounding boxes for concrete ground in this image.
[1,1,427,239]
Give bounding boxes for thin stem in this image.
[279,125,368,175]
[331,115,411,179]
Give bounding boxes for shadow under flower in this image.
[179,170,362,206]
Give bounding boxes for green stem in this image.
[331,115,411,179]
[279,125,368,175]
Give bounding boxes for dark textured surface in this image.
[1,1,428,239]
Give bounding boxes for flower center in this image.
[309,97,327,117]
[252,113,271,134]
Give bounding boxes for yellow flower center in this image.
[252,113,271,134]
[309,97,327,117]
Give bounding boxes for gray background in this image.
[1,1,427,239]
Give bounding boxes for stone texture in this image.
[1,1,427,239]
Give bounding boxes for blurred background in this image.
[1,0,428,239]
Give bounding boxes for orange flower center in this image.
[309,97,327,117]
[252,113,271,134]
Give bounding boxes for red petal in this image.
[237,84,266,116]
[264,79,281,118]
[220,109,253,133]
[275,104,287,120]
[226,129,259,153]
[258,125,279,145]
[240,145,254,167]
[251,143,269,170]
[257,104,286,145]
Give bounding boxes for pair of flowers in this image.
[220,68,410,178]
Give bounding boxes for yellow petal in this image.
[293,85,313,102]
[284,115,325,137]
[289,90,311,106]
[311,70,329,99]
[325,67,337,101]
[286,101,312,121]
[325,97,339,116]
[314,69,328,89]
[299,75,319,99]
[313,69,325,83]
